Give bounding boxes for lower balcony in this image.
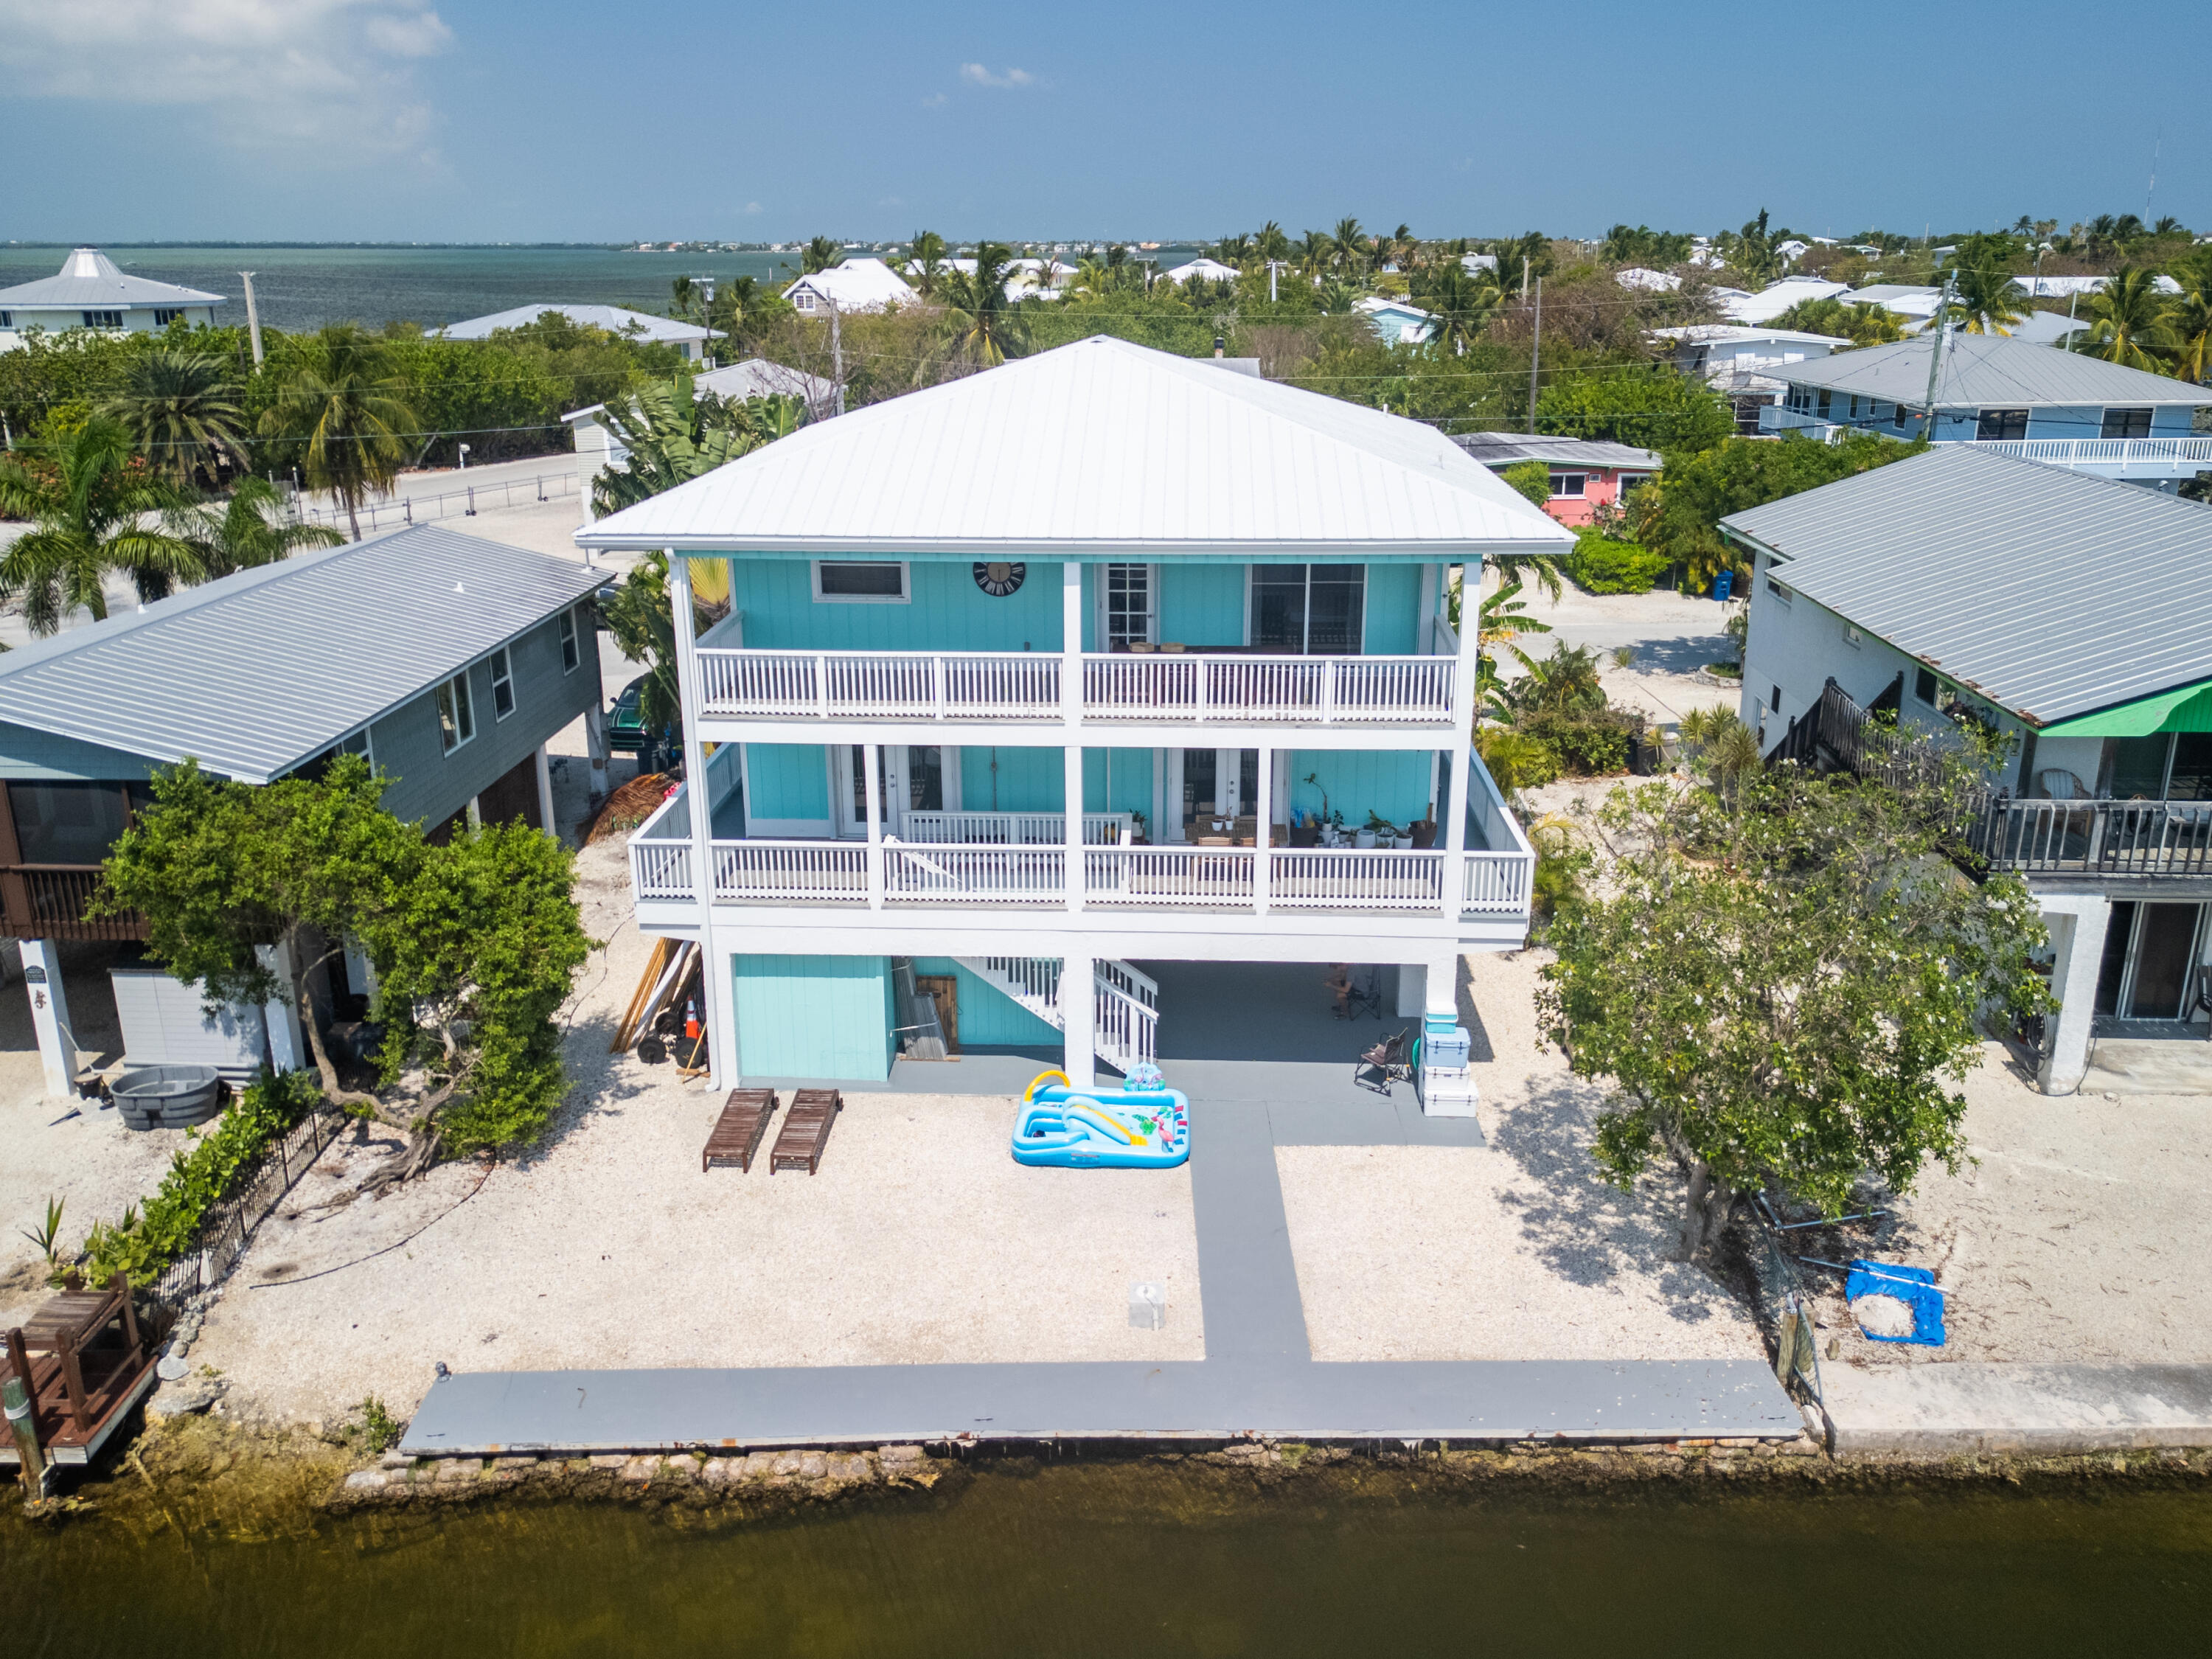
[0,866,148,943]
[627,748,1535,926]
[1759,406,2212,481]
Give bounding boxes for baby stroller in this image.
[1354,1027,1415,1096]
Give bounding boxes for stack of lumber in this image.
[612,937,707,1069]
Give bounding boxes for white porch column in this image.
[256,940,303,1074]
[2039,896,2112,1096]
[669,549,731,1091]
[1164,748,1185,842]
[1253,742,1273,914]
[1060,949,1096,1091]
[585,702,610,798]
[1150,748,1165,846]
[532,742,557,838]
[863,741,886,911]
[465,796,483,829]
[20,939,76,1099]
[1062,561,1085,913]
[1396,962,1427,1018]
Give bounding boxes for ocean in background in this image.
[0,244,1208,335]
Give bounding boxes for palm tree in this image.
[259,325,415,541]
[2078,267,2177,371]
[1947,261,2028,335]
[904,230,950,299]
[173,476,344,577]
[2165,262,2212,384]
[591,374,768,518]
[1295,229,1333,279]
[98,348,248,487]
[939,244,1031,368]
[1421,264,1501,355]
[1771,296,1907,347]
[1068,257,1116,302]
[1255,221,1290,262]
[0,417,204,634]
[1330,218,1367,276]
[800,236,841,275]
[669,275,699,322]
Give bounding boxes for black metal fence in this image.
[145,1106,346,1322]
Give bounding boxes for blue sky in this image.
[2,1,2206,245]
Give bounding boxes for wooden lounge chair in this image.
[702,1088,779,1172]
[770,1088,843,1175]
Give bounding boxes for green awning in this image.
[2038,678,2212,737]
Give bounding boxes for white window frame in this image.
[811,560,911,604]
[341,728,375,768]
[1100,562,1158,647]
[1766,577,1792,602]
[558,608,580,674]
[153,307,185,327]
[489,646,516,720]
[1548,471,1587,498]
[437,672,476,754]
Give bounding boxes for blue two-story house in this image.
[1761,334,2211,490]
[578,335,1571,1096]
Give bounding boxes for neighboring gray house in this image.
[1725,446,2212,1097]
[0,525,606,1096]
[1759,333,2212,490]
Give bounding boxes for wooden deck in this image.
[770,1088,842,1175]
[3,1275,159,1467]
[702,1088,779,1172]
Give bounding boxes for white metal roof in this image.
[577,335,1573,557]
[0,526,604,783]
[1653,324,1849,348]
[1163,257,1242,284]
[782,258,916,313]
[561,357,837,424]
[435,304,715,344]
[1722,446,2212,726]
[1615,267,1682,292]
[1721,279,1851,324]
[1765,333,2209,408]
[0,248,224,310]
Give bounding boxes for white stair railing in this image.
[953,956,1158,1073]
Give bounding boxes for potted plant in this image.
[1130,809,1148,845]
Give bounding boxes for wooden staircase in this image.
[954,956,1159,1074]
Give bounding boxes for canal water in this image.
[7,1464,2208,1655]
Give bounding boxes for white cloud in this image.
[921,91,949,108]
[743,202,762,215]
[958,63,1034,88]
[0,1,456,162]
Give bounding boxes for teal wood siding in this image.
[0,723,159,784]
[959,745,1064,812]
[1082,748,1154,817]
[729,558,1062,652]
[1158,565,1245,647]
[744,743,829,819]
[911,956,1062,1046]
[1363,563,1422,653]
[1288,749,1437,828]
[732,953,896,1080]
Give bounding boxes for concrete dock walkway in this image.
[1820,1363,2212,1455]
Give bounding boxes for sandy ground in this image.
[1278,949,1761,1363]
[185,837,1200,1423]
[1806,1043,2212,1370]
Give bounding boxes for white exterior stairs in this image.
[954,956,1159,1075]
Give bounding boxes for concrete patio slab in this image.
[1821,1363,2212,1455]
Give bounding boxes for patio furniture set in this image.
[701,1088,844,1175]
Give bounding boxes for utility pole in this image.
[1527,276,1542,427]
[1921,271,1956,436]
[239,271,265,366]
[1266,260,1284,302]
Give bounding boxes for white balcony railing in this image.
[900,810,1135,845]
[695,648,1456,725]
[1759,406,2212,475]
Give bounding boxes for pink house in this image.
[1449,434,1663,528]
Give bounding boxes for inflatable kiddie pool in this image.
[1011,1071,1189,1169]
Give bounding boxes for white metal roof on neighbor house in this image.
[561,356,838,424]
[1163,257,1242,284]
[435,304,716,344]
[0,248,225,309]
[1765,333,2210,409]
[1720,278,1851,325]
[0,526,604,783]
[782,258,917,313]
[1653,324,1850,349]
[1720,445,2212,726]
[576,335,1573,557]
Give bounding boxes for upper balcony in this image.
[694,647,1458,730]
[1759,405,2212,481]
[625,742,1534,932]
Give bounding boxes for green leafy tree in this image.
[1416,262,1503,354]
[1941,234,2030,334]
[1538,368,1732,455]
[1718,209,1788,286]
[174,475,344,577]
[1500,459,1551,507]
[1601,225,1695,268]
[0,415,204,632]
[2076,266,2177,370]
[939,243,1032,367]
[97,347,248,486]
[97,756,591,1182]
[1537,758,2048,1260]
[1632,431,1923,585]
[260,324,416,540]
[2166,251,2212,384]
[903,231,950,299]
[590,372,789,518]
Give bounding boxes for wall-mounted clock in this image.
[973,560,1026,597]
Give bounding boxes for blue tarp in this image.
[1846,1259,1946,1346]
